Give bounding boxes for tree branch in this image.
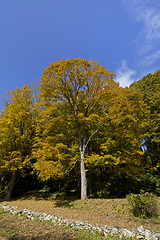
[62,158,80,176]
[84,121,106,151]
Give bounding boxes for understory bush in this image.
[142,174,160,196]
[127,191,159,218]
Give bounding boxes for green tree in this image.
[0,85,36,200]
[131,70,160,172]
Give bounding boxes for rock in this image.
[137,226,145,234]
[121,229,135,238]
[145,230,152,240]
[136,226,145,239]
[104,226,112,234]
[33,212,40,218]
[3,206,10,212]
[110,227,119,235]
[3,203,9,206]
[0,203,160,240]
[136,234,145,239]
[96,227,103,232]
[149,236,158,240]
[154,234,160,240]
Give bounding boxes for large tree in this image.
[37,58,117,200]
[0,85,36,200]
[36,58,148,200]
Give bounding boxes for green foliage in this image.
[131,70,160,172]
[127,191,159,218]
[0,188,5,200]
[96,174,142,198]
[140,173,160,196]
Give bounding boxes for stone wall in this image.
[0,203,160,239]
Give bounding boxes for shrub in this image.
[142,174,160,196]
[127,191,159,218]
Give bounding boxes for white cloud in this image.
[121,0,160,80]
[122,0,160,55]
[115,60,137,87]
[141,49,160,67]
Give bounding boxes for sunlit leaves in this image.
[131,70,160,171]
[36,58,149,182]
[99,87,149,174]
[0,85,35,175]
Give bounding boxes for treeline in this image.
[0,59,159,200]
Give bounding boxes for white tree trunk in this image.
[80,150,87,200]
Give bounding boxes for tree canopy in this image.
[0,85,36,200]
[33,58,149,199]
[0,58,157,200]
[131,70,160,172]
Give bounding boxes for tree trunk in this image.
[5,172,17,201]
[80,151,87,200]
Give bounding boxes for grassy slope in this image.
[0,192,160,239]
[1,195,160,231]
[0,210,106,240]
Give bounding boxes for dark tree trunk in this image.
[88,167,92,196]
[5,172,17,201]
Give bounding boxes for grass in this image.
[0,190,160,239]
[0,211,133,240]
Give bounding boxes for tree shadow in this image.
[54,199,74,208]
[0,188,79,210]
[8,232,77,240]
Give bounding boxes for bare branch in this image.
[62,158,80,176]
[84,121,106,151]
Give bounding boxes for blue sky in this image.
[0,0,160,112]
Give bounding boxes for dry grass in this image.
[0,210,106,240]
[1,197,160,233]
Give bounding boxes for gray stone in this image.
[104,229,111,234]
[33,212,40,218]
[104,226,112,232]
[154,234,160,240]
[1,203,160,240]
[96,227,103,232]
[12,211,17,215]
[137,226,145,233]
[92,226,97,231]
[136,234,145,239]
[149,236,158,240]
[145,230,152,240]
[3,206,10,212]
[110,227,119,235]
[122,229,135,238]
[103,231,109,238]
